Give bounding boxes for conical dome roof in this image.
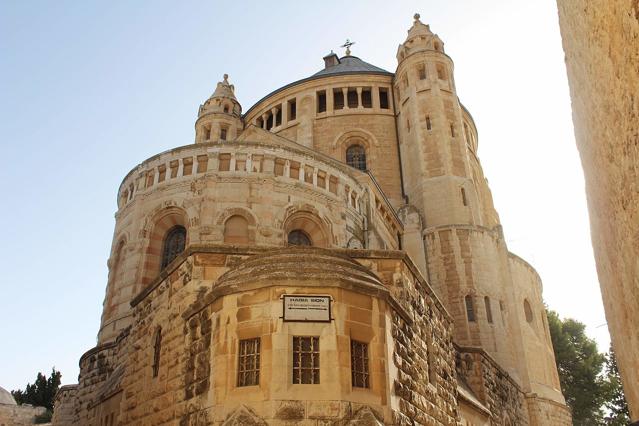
[198,74,241,117]
[0,386,16,405]
[405,13,434,41]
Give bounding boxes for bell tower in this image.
[395,14,482,229]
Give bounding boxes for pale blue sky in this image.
[0,0,607,391]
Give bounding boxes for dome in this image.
[216,247,384,290]
[312,55,391,77]
[0,386,16,405]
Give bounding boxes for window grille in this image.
[288,230,312,246]
[346,145,367,171]
[350,340,369,388]
[237,338,260,386]
[465,295,476,322]
[161,225,186,269]
[292,336,320,384]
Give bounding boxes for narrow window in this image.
[485,297,493,324]
[220,127,228,141]
[434,41,441,52]
[161,225,186,269]
[350,340,369,388]
[346,145,367,171]
[450,123,456,137]
[288,230,312,246]
[379,88,389,109]
[465,295,476,322]
[524,299,533,323]
[361,88,372,108]
[347,88,358,108]
[204,126,211,141]
[288,98,296,120]
[426,115,432,130]
[333,89,344,110]
[152,328,161,377]
[293,336,320,384]
[500,300,506,324]
[266,113,273,130]
[418,64,427,80]
[317,90,327,113]
[275,108,282,126]
[237,338,260,387]
[407,118,411,132]
[437,64,446,80]
[461,187,467,206]
[223,105,229,113]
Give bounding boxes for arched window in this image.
[346,145,367,171]
[524,299,533,323]
[224,215,249,244]
[484,296,493,324]
[465,295,476,322]
[161,225,186,269]
[288,230,312,246]
[152,328,162,378]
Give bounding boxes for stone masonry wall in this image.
[557,0,639,419]
[0,404,47,426]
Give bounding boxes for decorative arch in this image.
[216,207,257,244]
[142,206,189,285]
[283,209,330,248]
[215,207,257,227]
[333,129,379,152]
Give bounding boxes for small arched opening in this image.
[346,144,367,171]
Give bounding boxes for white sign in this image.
[282,295,331,322]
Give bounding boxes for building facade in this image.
[53,15,571,425]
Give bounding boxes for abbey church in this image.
[52,15,572,425]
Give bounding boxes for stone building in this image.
[53,15,571,425]
[557,0,639,423]
[0,386,48,426]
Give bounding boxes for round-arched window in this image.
[288,230,312,246]
[346,145,367,171]
[161,225,186,269]
[523,299,533,323]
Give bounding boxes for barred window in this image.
[293,336,320,384]
[237,338,260,387]
[161,225,186,269]
[350,340,369,388]
[346,145,367,171]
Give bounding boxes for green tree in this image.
[603,345,630,425]
[546,309,607,425]
[11,367,62,422]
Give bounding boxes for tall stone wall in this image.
[557,0,639,420]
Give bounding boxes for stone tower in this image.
[395,14,567,422]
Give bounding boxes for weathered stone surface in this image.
[557,0,639,420]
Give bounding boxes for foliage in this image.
[546,309,608,425]
[11,367,61,412]
[603,345,630,425]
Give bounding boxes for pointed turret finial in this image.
[414,13,421,22]
[223,73,229,83]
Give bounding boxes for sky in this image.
[0,0,609,391]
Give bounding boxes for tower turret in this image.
[395,14,493,229]
[195,74,243,143]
